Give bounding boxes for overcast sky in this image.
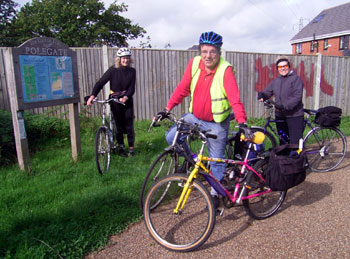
[15,0,350,54]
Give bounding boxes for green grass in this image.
[0,118,172,258]
[0,116,349,258]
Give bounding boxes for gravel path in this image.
[87,149,350,259]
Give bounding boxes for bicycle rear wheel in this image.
[243,159,286,220]
[143,174,215,252]
[95,127,111,175]
[303,126,347,172]
[140,150,179,209]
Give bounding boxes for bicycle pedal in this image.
[223,197,234,208]
[216,208,224,216]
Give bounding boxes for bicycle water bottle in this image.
[279,130,289,143]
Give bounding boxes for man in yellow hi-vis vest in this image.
[156,31,253,206]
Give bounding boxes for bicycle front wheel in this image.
[143,174,216,252]
[140,150,179,209]
[95,127,111,175]
[243,159,286,220]
[303,126,347,172]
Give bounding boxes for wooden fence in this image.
[1,46,350,121]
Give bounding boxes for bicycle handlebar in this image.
[148,117,161,132]
[263,99,318,116]
[91,97,125,106]
[263,99,276,108]
[83,95,125,106]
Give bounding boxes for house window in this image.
[310,41,318,52]
[313,14,325,23]
[311,41,318,52]
[296,43,302,54]
[324,39,329,50]
[340,36,345,50]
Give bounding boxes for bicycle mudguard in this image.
[200,173,227,197]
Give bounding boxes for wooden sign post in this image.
[4,37,81,171]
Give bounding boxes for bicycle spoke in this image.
[95,127,111,175]
[304,127,346,172]
[243,159,286,220]
[144,174,215,252]
[140,151,179,209]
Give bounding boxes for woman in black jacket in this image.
[87,48,136,157]
[258,56,304,145]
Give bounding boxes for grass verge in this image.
[0,116,349,258]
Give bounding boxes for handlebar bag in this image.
[266,144,307,191]
[315,106,342,127]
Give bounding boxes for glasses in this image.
[278,64,289,70]
[201,50,218,56]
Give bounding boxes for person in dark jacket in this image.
[87,48,136,157]
[258,56,304,145]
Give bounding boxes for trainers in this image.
[117,145,127,157]
[128,150,135,157]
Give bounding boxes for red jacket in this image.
[166,57,247,124]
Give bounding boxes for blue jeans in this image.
[165,113,230,181]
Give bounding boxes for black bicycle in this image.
[258,100,347,172]
[140,113,198,209]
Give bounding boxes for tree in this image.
[0,0,18,46]
[9,0,146,47]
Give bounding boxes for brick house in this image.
[290,2,350,56]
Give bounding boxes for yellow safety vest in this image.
[189,56,232,123]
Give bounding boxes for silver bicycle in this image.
[91,97,125,175]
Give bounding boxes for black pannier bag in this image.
[315,106,342,127]
[266,144,307,191]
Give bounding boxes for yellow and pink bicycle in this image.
[143,122,286,252]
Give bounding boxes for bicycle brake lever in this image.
[148,118,160,132]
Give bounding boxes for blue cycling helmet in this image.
[199,31,223,47]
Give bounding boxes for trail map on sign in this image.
[19,55,74,102]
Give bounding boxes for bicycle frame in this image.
[100,101,111,129]
[263,101,320,145]
[150,114,200,160]
[173,137,269,214]
[94,97,125,142]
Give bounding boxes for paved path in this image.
[87,150,350,259]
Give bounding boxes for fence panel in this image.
[1,46,349,120]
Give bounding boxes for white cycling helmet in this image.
[117,47,132,57]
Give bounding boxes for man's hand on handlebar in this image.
[156,108,170,121]
[239,123,254,140]
[148,109,170,132]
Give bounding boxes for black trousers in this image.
[110,99,135,147]
[276,116,304,145]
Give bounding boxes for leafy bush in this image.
[0,110,16,165]
[24,111,70,147]
[0,110,70,166]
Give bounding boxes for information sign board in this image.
[12,37,80,110]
